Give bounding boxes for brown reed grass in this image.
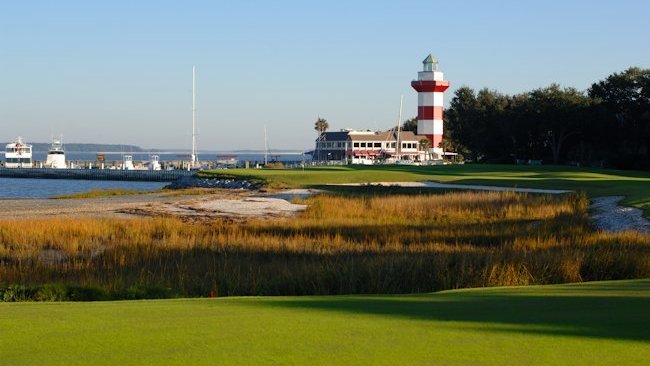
[1,191,648,299]
[53,189,151,199]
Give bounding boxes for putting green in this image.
[1,279,648,365]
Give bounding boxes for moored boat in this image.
[122,155,135,170]
[4,137,33,168]
[45,136,66,169]
[145,155,162,171]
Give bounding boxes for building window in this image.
[360,142,366,148]
[374,142,381,148]
[353,142,359,148]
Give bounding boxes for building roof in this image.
[315,130,428,143]
[349,130,426,142]
[423,54,438,64]
[317,131,350,141]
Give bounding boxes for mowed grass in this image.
[202,164,650,215]
[1,279,648,365]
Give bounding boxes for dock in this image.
[0,168,196,182]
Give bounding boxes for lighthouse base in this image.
[426,147,444,160]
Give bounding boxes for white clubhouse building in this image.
[312,129,432,164]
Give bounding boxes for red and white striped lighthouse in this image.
[411,54,450,159]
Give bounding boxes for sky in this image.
[1,0,649,151]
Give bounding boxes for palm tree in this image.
[419,138,431,161]
[314,118,329,134]
[314,118,329,161]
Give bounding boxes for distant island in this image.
[24,143,144,153]
[6,142,306,154]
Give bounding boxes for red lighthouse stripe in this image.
[411,80,450,93]
[418,106,444,120]
[422,134,444,148]
[432,134,443,148]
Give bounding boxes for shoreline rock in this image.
[165,176,261,190]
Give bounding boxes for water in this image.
[29,152,308,163]
[0,177,167,199]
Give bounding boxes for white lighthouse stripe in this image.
[417,120,435,134]
[418,71,435,81]
[433,120,443,135]
[433,71,444,81]
[433,92,444,106]
[418,92,435,106]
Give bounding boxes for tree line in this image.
[404,67,650,169]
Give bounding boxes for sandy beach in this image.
[0,189,315,221]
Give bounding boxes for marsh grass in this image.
[53,189,154,199]
[1,191,648,300]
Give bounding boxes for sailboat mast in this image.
[192,65,197,165]
[264,124,269,165]
[396,95,403,161]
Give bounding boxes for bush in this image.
[35,284,68,301]
[0,284,109,302]
[114,285,176,300]
[1,285,33,302]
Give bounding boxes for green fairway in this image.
[204,164,650,215]
[1,279,648,365]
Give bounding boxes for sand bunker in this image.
[195,197,307,217]
[118,191,313,221]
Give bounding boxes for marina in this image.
[0,167,195,182]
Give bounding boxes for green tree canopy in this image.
[443,67,649,169]
[401,117,417,132]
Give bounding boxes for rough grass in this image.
[53,189,152,199]
[1,191,648,299]
[0,279,648,365]
[201,164,650,215]
[54,187,231,199]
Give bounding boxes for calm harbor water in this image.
[30,152,307,163]
[0,177,167,199]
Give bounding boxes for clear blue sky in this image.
[1,0,648,150]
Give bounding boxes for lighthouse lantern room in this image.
[411,54,450,159]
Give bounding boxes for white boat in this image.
[4,137,33,168]
[145,155,162,170]
[45,136,66,169]
[122,155,135,170]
